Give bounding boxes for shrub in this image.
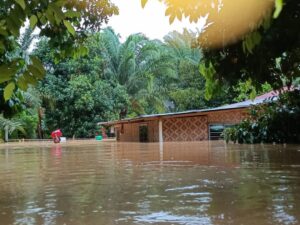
[223,90,300,144]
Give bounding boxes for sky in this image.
[106,0,206,41]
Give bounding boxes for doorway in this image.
[139,125,149,142]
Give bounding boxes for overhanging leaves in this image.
[4,82,16,101]
[0,64,18,84]
[29,15,38,29]
[63,20,76,36]
[15,0,26,10]
[274,0,284,18]
[141,0,148,8]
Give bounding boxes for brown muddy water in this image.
[0,141,300,225]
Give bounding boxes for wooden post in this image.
[159,119,163,143]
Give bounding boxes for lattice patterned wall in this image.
[115,109,248,142]
[163,116,208,142]
[208,109,247,124]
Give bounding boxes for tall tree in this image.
[0,0,118,101]
[163,29,235,111]
[141,0,298,99]
[0,114,25,142]
[36,35,130,138]
[99,28,176,116]
[200,0,299,98]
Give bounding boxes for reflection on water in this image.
[0,141,300,225]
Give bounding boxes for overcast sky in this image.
[106,0,206,41]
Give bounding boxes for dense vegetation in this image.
[0,0,118,100]
[0,0,299,142]
[223,90,300,144]
[0,25,239,140]
[0,0,118,140]
[34,28,236,138]
[199,0,300,99]
[142,0,299,99]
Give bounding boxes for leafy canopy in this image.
[141,0,296,100]
[0,0,118,101]
[35,34,130,138]
[199,0,299,99]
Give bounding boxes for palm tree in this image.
[162,30,207,111]
[22,87,55,139]
[0,27,52,140]
[99,28,177,116]
[0,115,26,142]
[164,29,202,69]
[137,74,165,114]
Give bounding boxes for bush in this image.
[223,90,300,144]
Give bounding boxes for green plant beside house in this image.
[223,90,300,144]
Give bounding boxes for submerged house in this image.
[99,92,277,142]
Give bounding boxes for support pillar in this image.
[159,119,163,143]
[4,126,8,142]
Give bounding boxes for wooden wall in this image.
[117,120,159,142]
[115,108,248,142]
[148,120,159,142]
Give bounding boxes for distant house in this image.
[99,91,278,142]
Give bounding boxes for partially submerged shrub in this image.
[223,90,300,144]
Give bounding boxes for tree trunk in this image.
[37,107,44,139]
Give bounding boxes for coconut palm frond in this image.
[0,115,26,135]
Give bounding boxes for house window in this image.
[209,124,234,140]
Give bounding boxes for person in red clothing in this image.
[51,129,62,143]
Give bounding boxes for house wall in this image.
[162,116,208,142]
[115,108,248,142]
[148,120,159,142]
[207,109,247,124]
[117,120,159,142]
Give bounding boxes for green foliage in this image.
[141,0,209,23]
[199,0,299,98]
[273,0,284,18]
[0,114,26,140]
[242,31,262,55]
[0,85,46,141]
[222,127,238,144]
[99,28,176,116]
[223,90,300,144]
[14,111,38,139]
[164,30,203,110]
[0,24,246,140]
[142,0,284,25]
[233,80,272,102]
[36,35,130,138]
[41,75,129,138]
[34,28,239,138]
[162,29,235,111]
[0,0,118,100]
[199,62,218,100]
[4,82,15,101]
[142,0,298,100]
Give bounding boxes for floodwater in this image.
[1,141,300,225]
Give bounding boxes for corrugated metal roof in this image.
[98,91,278,126]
